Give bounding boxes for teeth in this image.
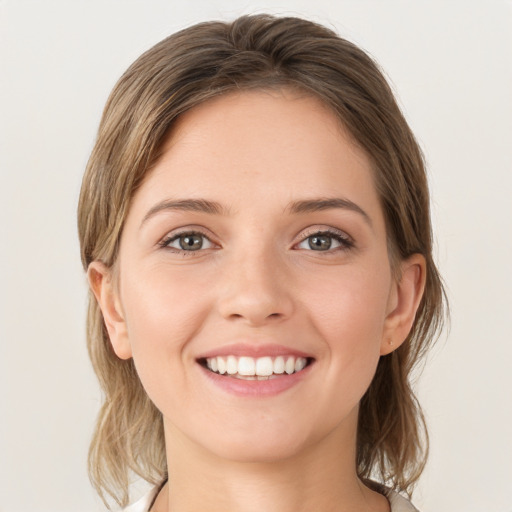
[238,356,255,376]
[217,357,226,374]
[273,356,285,374]
[295,357,306,372]
[205,355,308,377]
[285,357,295,375]
[256,356,273,376]
[226,356,237,375]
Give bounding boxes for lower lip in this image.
[198,363,313,397]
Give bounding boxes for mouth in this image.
[198,355,315,380]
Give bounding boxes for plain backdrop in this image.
[1,1,511,511]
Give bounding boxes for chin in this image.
[214,441,308,464]
[197,423,318,464]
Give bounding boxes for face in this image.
[91,89,423,463]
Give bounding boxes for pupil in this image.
[309,235,331,251]
[180,234,202,250]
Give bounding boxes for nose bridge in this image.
[216,238,293,325]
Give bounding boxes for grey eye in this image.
[308,235,332,251]
[179,234,203,250]
[166,233,213,251]
[296,231,351,252]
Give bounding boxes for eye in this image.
[296,230,353,252]
[162,231,214,252]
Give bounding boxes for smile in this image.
[202,355,311,380]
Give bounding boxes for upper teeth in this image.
[206,356,307,376]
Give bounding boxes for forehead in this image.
[128,89,382,225]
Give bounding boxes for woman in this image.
[78,14,445,512]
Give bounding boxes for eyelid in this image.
[297,225,353,242]
[156,225,354,253]
[158,226,219,251]
[293,226,355,251]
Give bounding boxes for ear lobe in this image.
[380,254,426,356]
[87,261,132,360]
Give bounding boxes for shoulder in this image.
[122,487,158,512]
[384,488,420,512]
[123,484,420,512]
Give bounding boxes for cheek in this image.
[300,264,390,390]
[303,263,391,340]
[119,264,211,396]
[123,262,209,343]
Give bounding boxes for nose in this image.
[216,249,294,327]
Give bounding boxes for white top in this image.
[123,486,419,511]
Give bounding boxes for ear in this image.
[87,261,132,360]
[380,254,426,355]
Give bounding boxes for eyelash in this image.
[296,229,354,253]
[158,228,354,254]
[158,230,215,255]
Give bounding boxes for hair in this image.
[78,13,446,509]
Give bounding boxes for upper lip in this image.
[197,343,314,360]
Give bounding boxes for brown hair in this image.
[78,13,446,508]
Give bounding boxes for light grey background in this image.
[1,1,511,511]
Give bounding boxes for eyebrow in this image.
[140,198,227,227]
[287,198,372,226]
[140,196,372,228]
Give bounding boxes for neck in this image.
[151,411,389,512]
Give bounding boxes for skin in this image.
[89,89,426,512]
